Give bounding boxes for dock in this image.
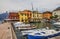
[0,22,17,39]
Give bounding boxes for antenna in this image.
[31,2,34,11]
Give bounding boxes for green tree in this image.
[50,15,58,19]
[50,16,54,19]
[54,15,58,18]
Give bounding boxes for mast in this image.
[31,2,34,12]
[36,8,38,13]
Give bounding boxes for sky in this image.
[0,0,60,13]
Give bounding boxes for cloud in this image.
[0,0,60,13]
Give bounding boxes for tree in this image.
[50,15,58,19]
[54,15,58,18]
[50,16,54,19]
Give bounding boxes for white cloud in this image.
[0,0,60,13]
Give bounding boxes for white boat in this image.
[21,29,59,36]
[53,22,60,25]
[13,22,36,30]
[53,22,60,28]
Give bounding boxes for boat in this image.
[53,22,60,31]
[13,22,36,30]
[53,22,60,27]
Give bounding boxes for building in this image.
[52,7,60,19]
[5,12,19,22]
[43,11,52,19]
[31,11,43,22]
[18,10,32,22]
[22,10,32,21]
[38,13,43,20]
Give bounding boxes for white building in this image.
[52,7,60,18]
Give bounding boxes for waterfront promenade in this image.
[0,22,17,39]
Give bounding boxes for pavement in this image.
[0,22,17,39]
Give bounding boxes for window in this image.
[33,14,34,17]
[21,14,23,16]
[14,17,17,19]
[37,14,38,17]
[22,20,24,22]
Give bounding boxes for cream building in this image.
[31,11,43,22]
[38,13,43,19]
[52,7,60,18]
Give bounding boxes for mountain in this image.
[0,13,9,21]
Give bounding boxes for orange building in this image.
[8,12,19,19]
[5,12,19,22]
[43,11,52,19]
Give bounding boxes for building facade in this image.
[5,12,19,22]
[31,11,43,22]
[38,13,43,19]
[18,10,32,22]
[8,12,19,19]
[43,11,52,19]
[52,7,60,19]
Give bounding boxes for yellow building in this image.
[31,11,43,22]
[18,10,43,22]
[18,11,28,22]
[18,10,32,22]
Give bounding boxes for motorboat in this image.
[13,22,36,30]
[53,22,60,27]
[21,29,58,36]
[52,22,60,31]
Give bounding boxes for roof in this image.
[9,12,18,13]
[19,10,32,15]
[43,11,52,14]
[23,10,31,12]
[9,12,19,16]
[53,7,60,11]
